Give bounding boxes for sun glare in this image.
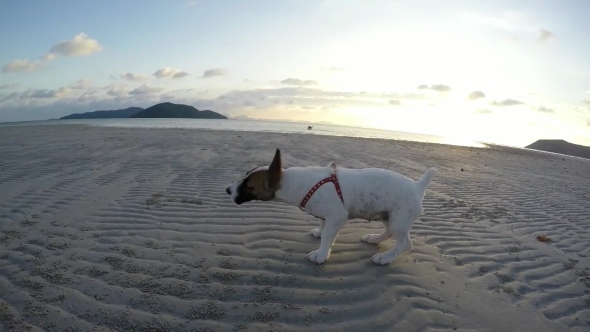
[331,97,549,148]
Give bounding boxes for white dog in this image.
[225,149,437,265]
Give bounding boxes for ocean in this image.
[0,118,486,148]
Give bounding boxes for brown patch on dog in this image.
[236,149,283,203]
[242,171,275,200]
[268,148,282,189]
[246,167,259,176]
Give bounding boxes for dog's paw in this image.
[310,228,322,238]
[370,252,393,265]
[361,234,383,244]
[306,249,329,264]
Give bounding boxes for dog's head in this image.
[225,148,283,205]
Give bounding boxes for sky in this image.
[1,0,589,147]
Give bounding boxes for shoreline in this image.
[1,119,491,149]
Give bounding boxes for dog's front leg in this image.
[306,217,347,264]
[310,219,325,238]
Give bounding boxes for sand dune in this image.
[0,124,589,331]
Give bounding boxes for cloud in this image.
[491,99,524,106]
[243,78,253,83]
[4,34,101,75]
[42,53,57,61]
[24,89,50,99]
[0,92,163,122]
[153,67,190,79]
[48,33,103,57]
[417,84,451,92]
[129,84,164,95]
[172,72,189,79]
[381,92,428,100]
[68,79,92,90]
[1,92,19,102]
[280,78,318,86]
[47,87,72,98]
[475,109,493,114]
[0,83,18,90]
[2,59,41,73]
[0,83,99,109]
[0,84,472,122]
[467,91,486,100]
[388,99,402,105]
[431,84,451,92]
[20,87,72,99]
[204,87,390,114]
[120,72,149,81]
[327,66,346,71]
[537,29,554,43]
[537,107,553,113]
[159,88,200,100]
[507,35,520,43]
[102,83,129,97]
[466,12,558,47]
[76,87,102,102]
[583,100,590,106]
[107,87,128,97]
[464,10,535,32]
[202,68,227,78]
[587,118,590,126]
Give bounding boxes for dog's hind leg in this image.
[361,220,392,244]
[370,230,411,265]
[370,211,415,265]
[310,219,325,238]
[306,215,347,264]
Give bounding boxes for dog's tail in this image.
[415,167,438,195]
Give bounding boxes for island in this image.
[131,102,227,119]
[526,139,590,160]
[60,107,143,119]
[60,102,227,120]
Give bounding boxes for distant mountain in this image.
[60,107,143,119]
[526,139,590,160]
[131,102,227,119]
[59,103,227,120]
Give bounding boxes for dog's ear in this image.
[267,148,282,189]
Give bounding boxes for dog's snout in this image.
[225,186,231,195]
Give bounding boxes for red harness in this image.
[299,164,344,211]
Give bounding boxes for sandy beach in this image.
[0,124,589,332]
